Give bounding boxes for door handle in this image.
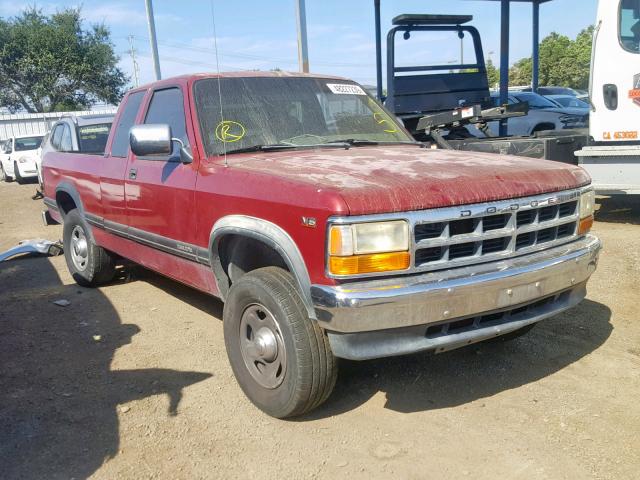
[129,168,137,180]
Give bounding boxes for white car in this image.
[0,135,45,183]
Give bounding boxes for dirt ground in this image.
[0,180,638,480]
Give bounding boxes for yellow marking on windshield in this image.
[373,112,398,134]
[215,120,246,143]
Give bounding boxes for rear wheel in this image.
[223,267,337,418]
[63,209,116,287]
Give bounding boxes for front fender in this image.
[209,215,316,320]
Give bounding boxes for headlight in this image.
[578,189,595,234]
[329,220,410,275]
[559,114,582,126]
[18,158,28,163]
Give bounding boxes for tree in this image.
[0,8,127,113]
[508,57,532,87]
[507,27,594,89]
[486,58,500,88]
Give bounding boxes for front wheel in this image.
[63,209,116,287]
[223,267,337,418]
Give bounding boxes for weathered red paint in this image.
[42,72,591,294]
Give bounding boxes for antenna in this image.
[127,35,140,88]
[210,0,228,167]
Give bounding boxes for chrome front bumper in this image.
[312,234,601,340]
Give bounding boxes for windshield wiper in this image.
[224,142,349,155]
[327,139,419,147]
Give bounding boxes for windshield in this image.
[194,77,413,155]
[78,123,112,153]
[14,136,43,151]
[512,93,559,109]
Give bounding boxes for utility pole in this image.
[144,0,162,80]
[295,0,309,73]
[128,35,140,87]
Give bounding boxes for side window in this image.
[60,124,73,152]
[51,125,64,150]
[620,0,640,53]
[144,87,189,156]
[111,91,145,157]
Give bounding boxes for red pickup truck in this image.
[43,72,601,418]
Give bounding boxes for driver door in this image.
[124,85,199,248]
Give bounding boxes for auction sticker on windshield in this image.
[327,84,366,95]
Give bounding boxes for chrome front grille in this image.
[412,190,581,272]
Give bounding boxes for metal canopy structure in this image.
[373,0,557,135]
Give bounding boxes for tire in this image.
[485,323,537,343]
[1,164,13,182]
[13,162,24,184]
[63,209,116,287]
[223,267,337,418]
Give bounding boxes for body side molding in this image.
[209,215,316,319]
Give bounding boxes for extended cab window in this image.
[144,87,189,156]
[78,123,112,154]
[620,0,640,53]
[111,91,145,157]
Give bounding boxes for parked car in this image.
[37,114,114,187]
[469,91,589,137]
[42,72,601,418]
[0,134,44,183]
[520,86,589,101]
[546,94,590,111]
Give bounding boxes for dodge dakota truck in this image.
[42,72,601,418]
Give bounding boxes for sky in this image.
[0,0,599,89]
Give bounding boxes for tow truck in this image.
[376,13,590,164]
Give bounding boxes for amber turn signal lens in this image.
[578,215,594,235]
[329,251,410,275]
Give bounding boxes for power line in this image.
[117,35,374,69]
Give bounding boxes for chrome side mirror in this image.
[130,124,172,156]
[129,124,193,164]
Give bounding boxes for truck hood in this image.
[227,145,590,215]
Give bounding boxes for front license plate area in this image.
[497,281,543,308]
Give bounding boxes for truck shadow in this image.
[124,265,224,319]
[121,266,613,420]
[595,196,640,225]
[0,257,212,480]
[312,298,612,418]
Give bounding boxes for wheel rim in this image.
[70,225,89,272]
[239,303,287,389]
